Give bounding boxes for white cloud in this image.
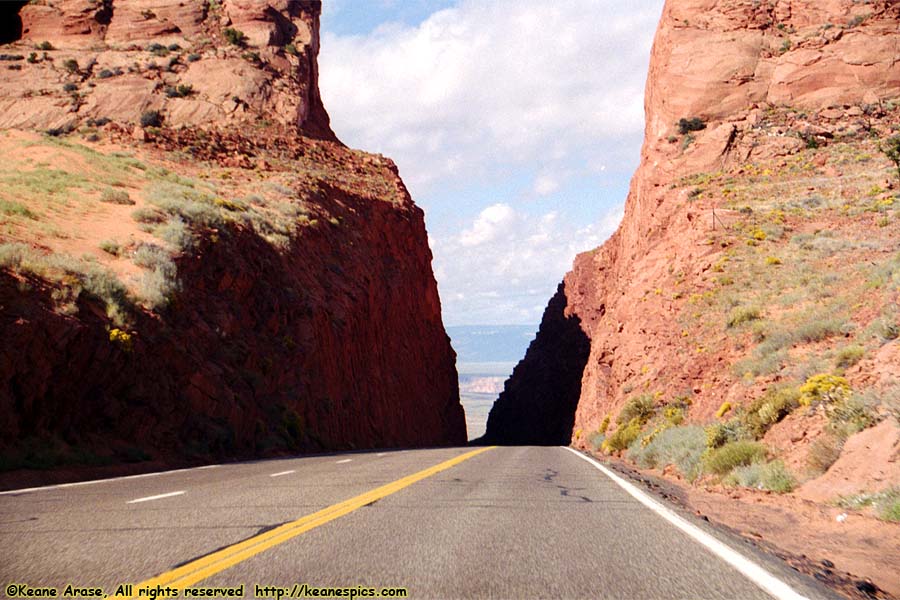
[533,174,560,197]
[435,204,624,325]
[319,0,662,324]
[459,203,516,247]
[320,0,663,195]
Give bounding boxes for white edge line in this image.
[0,464,221,496]
[336,458,353,464]
[269,470,296,478]
[126,490,185,504]
[563,447,810,600]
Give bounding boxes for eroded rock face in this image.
[2,0,333,139]
[488,0,900,444]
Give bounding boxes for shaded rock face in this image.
[1,0,333,139]
[482,283,591,445]
[490,0,900,443]
[0,180,466,458]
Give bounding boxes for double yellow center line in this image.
[127,446,495,595]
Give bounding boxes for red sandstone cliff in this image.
[0,1,466,479]
[488,0,900,443]
[486,1,900,593]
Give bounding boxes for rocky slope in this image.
[0,0,466,480]
[487,1,899,595]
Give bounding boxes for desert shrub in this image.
[705,418,751,449]
[36,41,53,51]
[618,394,656,424]
[588,432,605,452]
[100,188,133,205]
[62,58,79,73]
[140,110,162,128]
[702,440,767,476]
[799,373,850,406]
[223,27,247,47]
[806,435,843,475]
[97,69,114,79]
[63,82,78,92]
[603,418,643,453]
[678,117,706,135]
[0,200,37,219]
[742,386,800,438]
[628,425,706,481]
[0,243,130,323]
[794,317,844,343]
[828,390,880,434]
[715,402,732,418]
[727,306,761,328]
[132,206,167,224]
[663,406,684,425]
[133,243,172,270]
[133,244,178,309]
[164,84,194,98]
[881,135,900,182]
[725,460,796,492]
[99,240,121,256]
[835,345,865,369]
[836,488,900,522]
[187,53,201,62]
[882,497,900,522]
[154,217,194,250]
[598,413,611,434]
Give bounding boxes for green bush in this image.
[835,345,865,369]
[727,306,761,328]
[140,110,162,128]
[879,134,900,183]
[99,240,121,256]
[223,28,248,47]
[725,460,796,493]
[62,58,79,73]
[705,418,750,449]
[742,386,800,438]
[100,188,133,205]
[628,425,706,482]
[0,199,37,219]
[603,418,643,453]
[677,117,706,135]
[619,394,656,424]
[702,440,767,476]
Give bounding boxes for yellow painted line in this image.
[126,446,495,596]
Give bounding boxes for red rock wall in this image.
[1,0,334,139]
[486,0,900,444]
[0,177,466,460]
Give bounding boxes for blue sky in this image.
[319,0,664,326]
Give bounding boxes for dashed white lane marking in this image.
[0,464,221,496]
[126,491,186,504]
[376,453,387,457]
[563,447,810,600]
[336,459,353,464]
[269,470,296,478]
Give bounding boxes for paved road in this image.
[0,446,841,599]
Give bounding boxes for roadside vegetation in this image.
[587,104,900,497]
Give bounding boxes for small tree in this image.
[881,135,900,183]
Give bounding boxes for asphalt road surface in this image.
[0,446,842,599]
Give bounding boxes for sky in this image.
[318,0,664,326]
